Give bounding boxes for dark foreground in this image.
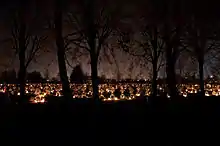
[0,96,220,145]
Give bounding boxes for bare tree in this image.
[117,0,187,98]
[184,16,220,96]
[54,0,72,100]
[141,27,165,97]
[101,45,121,80]
[66,0,122,102]
[175,52,192,77]
[150,0,187,98]
[118,23,164,97]
[209,50,220,78]
[7,0,47,100]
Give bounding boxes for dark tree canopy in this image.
[0,69,17,84]
[26,71,43,83]
[70,65,86,84]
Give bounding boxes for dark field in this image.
[0,96,219,145]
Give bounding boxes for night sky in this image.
[0,0,216,79]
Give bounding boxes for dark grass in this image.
[0,96,219,145]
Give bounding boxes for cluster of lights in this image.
[0,82,219,103]
[0,83,151,103]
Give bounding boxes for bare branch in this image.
[206,40,216,54]
[65,53,76,69]
[65,48,88,69]
[25,36,48,69]
[70,41,90,52]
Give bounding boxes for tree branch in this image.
[25,36,47,69]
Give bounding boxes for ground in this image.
[0,97,219,145]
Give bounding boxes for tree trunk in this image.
[18,51,26,101]
[18,0,26,102]
[90,54,99,103]
[166,46,178,98]
[152,61,157,97]
[151,27,158,97]
[163,1,179,99]
[198,56,205,96]
[55,0,72,100]
[18,52,26,101]
[85,0,100,103]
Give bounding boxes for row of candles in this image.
[0,83,219,103]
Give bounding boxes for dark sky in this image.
[0,0,153,79]
[0,0,217,79]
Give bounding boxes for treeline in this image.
[1,0,220,101]
[0,65,106,84]
[0,70,45,83]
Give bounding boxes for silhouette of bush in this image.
[27,71,43,83]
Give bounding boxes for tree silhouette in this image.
[51,77,59,83]
[118,24,164,97]
[27,71,43,83]
[149,0,186,98]
[8,0,47,99]
[16,0,26,99]
[0,69,17,84]
[101,44,121,81]
[184,15,220,96]
[70,65,86,84]
[67,0,122,102]
[44,68,50,81]
[54,0,72,100]
[175,53,192,78]
[100,74,106,80]
[117,1,166,97]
